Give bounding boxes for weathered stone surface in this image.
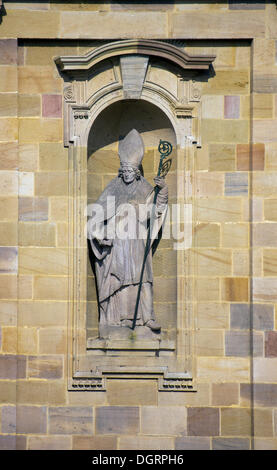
[19,197,48,221]
[0,381,16,405]
[254,409,274,437]
[17,327,38,355]
[264,199,277,222]
[224,95,240,119]
[175,437,210,450]
[254,439,277,450]
[19,144,38,172]
[265,331,277,358]
[229,1,265,9]
[240,383,277,407]
[202,119,248,144]
[212,383,239,406]
[212,438,250,450]
[16,380,66,405]
[194,223,220,247]
[0,118,18,141]
[221,408,251,436]
[0,435,26,450]
[107,380,157,406]
[195,278,220,301]
[119,436,174,450]
[194,172,224,197]
[196,248,231,276]
[187,407,219,436]
[171,11,265,38]
[233,249,250,277]
[263,249,277,276]
[0,355,27,379]
[42,94,62,118]
[230,303,274,330]
[222,223,248,248]
[49,407,93,435]
[253,173,277,197]
[39,143,68,171]
[16,406,47,434]
[19,172,34,197]
[195,329,224,356]
[18,94,41,117]
[253,358,277,382]
[73,436,117,450]
[253,75,277,93]
[60,11,167,38]
[0,172,18,197]
[34,276,68,301]
[221,277,249,302]
[27,356,63,379]
[0,275,17,299]
[0,93,17,117]
[0,142,18,171]
[96,406,139,434]
[0,39,17,65]
[196,198,241,222]
[19,222,56,247]
[253,94,273,119]
[1,406,16,433]
[225,172,248,196]
[198,357,249,382]
[202,95,224,119]
[0,67,17,93]
[39,327,66,354]
[253,119,277,143]
[0,247,18,273]
[225,330,263,357]
[19,118,63,143]
[253,224,277,247]
[237,143,265,171]
[197,303,229,329]
[209,144,236,171]
[35,172,68,196]
[141,406,187,436]
[28,436,71,450]
[18,301,67,327]
[0,10,60,37]
[19,247,68,275]
[253,278,277,302]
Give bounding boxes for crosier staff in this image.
[132,140,173,330]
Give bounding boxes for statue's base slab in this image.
[87,324,175,352]
[70,327,194,393]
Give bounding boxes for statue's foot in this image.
[121,319,133,328]
[145,320,161,332]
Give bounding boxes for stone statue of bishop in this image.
[88,129,168,338]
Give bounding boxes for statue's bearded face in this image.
[122,166,136,184]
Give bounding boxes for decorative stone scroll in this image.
[55,39,215,392]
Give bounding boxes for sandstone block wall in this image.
[0,0,277,451]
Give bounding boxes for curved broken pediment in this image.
[55,38,216,76]
[55,39,216,147]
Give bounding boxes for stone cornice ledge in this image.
[55,38,216,75]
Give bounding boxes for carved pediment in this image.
[55,39,215,147]
[55,39,215,76]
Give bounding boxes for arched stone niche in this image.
[55,39,215,391]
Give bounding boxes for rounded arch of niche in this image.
[86,98,178,345]
[78,82,183,149]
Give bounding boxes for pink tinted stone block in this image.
[42,94,62,118]
[224,95,240,119]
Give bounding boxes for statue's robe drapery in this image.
[88,176,168,330]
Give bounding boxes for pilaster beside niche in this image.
[55,39,215,392]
